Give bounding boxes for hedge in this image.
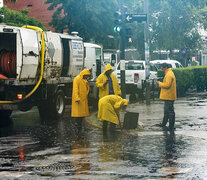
[157,66,207,96]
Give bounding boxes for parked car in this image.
[114,60,158,99]
[151,59,183,69]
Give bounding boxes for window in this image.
[167,64,172,68]
[95,48,102,76]
[95,48,101,62]
[175,63,179,68]
[154,63,162,70]
[117,62,144,70]
[104,58,110,64]
[150,64,157,71]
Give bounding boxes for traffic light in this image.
[125,28,133,42]
[114,11,122,24]
[114,11,122,33]
[114,26,121,33]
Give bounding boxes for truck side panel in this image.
[45,32,62,80]
[85,46,96,80]
[16,31,23,80]
[19,29,39,79]
[69,40,84,78]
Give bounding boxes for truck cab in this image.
[103,49,119,69]
[84,42,104,104]
[84,42,104,81]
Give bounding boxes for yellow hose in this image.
[0,25,45,104]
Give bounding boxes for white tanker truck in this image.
[0,25,84,120]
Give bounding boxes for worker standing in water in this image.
[98,95,128,135]
[71,69,91,134]
[157,63,177,131]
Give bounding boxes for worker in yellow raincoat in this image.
[157,63,177,131]
[71,69,91,133]
[96,64,121,99]
[98,95,128,134]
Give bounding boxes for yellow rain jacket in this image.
[98,95,128,125]
[71,69,91,117]
[96,64,121,99]
[159,68,177,100]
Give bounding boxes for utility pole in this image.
[115,0,148,100]
[119,0,126,99]
[144,0,150,105]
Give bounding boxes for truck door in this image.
[61,38,70,76]
[19,29,39,79]
[96,48,102,76]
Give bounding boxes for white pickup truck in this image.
[114,60,157,99]
[150,59,183,69]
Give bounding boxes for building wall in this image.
[4,0,55,31]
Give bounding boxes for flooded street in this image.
[1,92,207,179]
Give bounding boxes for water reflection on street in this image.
[1,92,207,179]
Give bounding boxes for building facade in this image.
[3,0,55,31]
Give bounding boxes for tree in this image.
[127,0,205,60]
[0,6,46,30]
[46,0,118,47]
[149,0,200,50]
[46,0,207,55]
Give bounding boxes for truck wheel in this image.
[38,89,65,120]
[51,89,65,119]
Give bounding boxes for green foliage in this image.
[191,60,200,66]
[157,66,207,96]
[45,0,207,53]
[0,6,46,30]
[149,0,202,54]
[190,66,207,91]
[46,0,118,47]
[173,68,194,96]
[20,8,29,15]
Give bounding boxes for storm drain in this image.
[34,161,75,173]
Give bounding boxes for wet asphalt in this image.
[0,91,207,179]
